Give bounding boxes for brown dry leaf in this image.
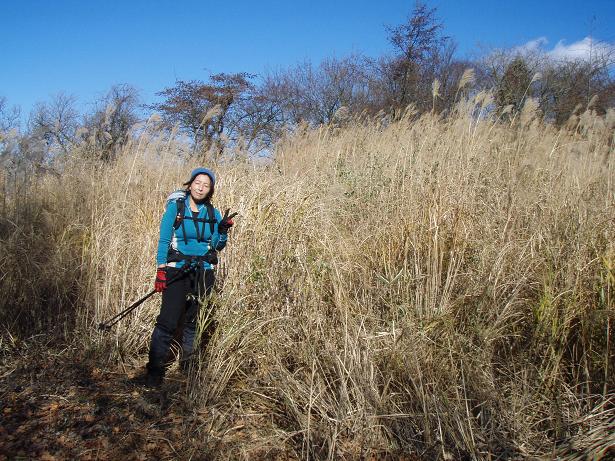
[39,452,56,461]
[83,414,95,423]
[97,436,110,451]
[57,434,76,449]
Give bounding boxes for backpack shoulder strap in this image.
[206,203,215,236]
[165,190,188,245]
[174,194,186,229]
[165,189,187,229]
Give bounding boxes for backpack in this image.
[166,190,216,244]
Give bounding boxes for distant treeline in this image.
[1,2,613,167]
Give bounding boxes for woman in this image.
[145,167,236,387]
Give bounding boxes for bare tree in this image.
[260,55,373,127]
[227,85,285,152]
[1,95,56,198]
[83,84,140,161]
[0,97,21,167]
[384,1,451,113]
[427,42,477,114]
[0,97,22,184]
[149,73,254,159]
[537,57,614,125]
[477,44,614,125]
[0,96,21,132]
[28,92,79,156]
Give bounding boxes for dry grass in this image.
[1,97,614,459]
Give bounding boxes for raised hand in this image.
[218,208,238,234]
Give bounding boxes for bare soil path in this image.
[0,342,208,461]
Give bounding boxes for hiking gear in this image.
[183,167,215,186]
[144,364,164,388]
[146,374,163,388]
[97,263,194,332]
[156,196,227,269]
[154,268,167,292]
[167,248,218,265]
[218,208,238,234]
[98,289,156,332]
[146,267,215,380]
[177,200,216,245]
[167,190,217,242]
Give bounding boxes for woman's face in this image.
[190,174,212,201]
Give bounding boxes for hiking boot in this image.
[130,370,163,388]
[129,373,146,386]
[143,362,165,388]
[145,372,164,388]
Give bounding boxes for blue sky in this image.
[1,0,614,121]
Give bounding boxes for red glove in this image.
[154,268,167,292]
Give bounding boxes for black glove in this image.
[218,208,238,234]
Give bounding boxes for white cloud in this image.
[514,36,615,63]
[548,37,615,62]
[513,37,548,55]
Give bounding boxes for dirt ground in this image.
[0,340,217,461]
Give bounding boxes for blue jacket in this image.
[156,199,227,269]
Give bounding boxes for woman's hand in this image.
[154,268,167,292]
[219,208,238,234]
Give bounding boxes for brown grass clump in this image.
[1,96,613,459]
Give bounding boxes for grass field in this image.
[1,97,614,459]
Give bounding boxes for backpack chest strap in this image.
[173,197,217,243]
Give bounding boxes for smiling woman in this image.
[143,167,237,387]
[187,172,213,203]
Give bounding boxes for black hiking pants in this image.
[147,266,215,377]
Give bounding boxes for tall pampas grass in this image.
[1,93,613,459]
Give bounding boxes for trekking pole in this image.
[97,264,194,332]
[97,289,156,332]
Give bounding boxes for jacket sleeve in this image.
[156,201,177,265]
[213,207,227,251]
